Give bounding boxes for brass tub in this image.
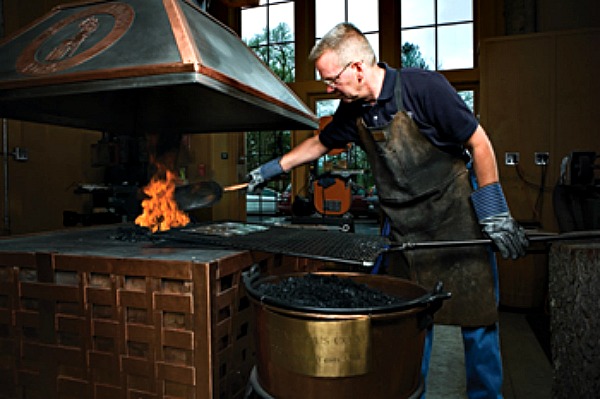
[243,270,450,399]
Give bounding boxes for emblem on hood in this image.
[16,3,134,76]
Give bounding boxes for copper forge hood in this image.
[0,0,318,134]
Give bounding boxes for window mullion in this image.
[434,0,438,70]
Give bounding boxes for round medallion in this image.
[16,3,134,76]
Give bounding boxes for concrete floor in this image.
[498,312,553,399]
[426,312,552,398]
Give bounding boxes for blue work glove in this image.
[246,157,284,192]
[471,182,529,259]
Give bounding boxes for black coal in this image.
[255,273,408,308]
[109,226,161,242]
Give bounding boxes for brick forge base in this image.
[0,225,325,399]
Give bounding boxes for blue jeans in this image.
[420,323,503,399]
[420,250,503,399]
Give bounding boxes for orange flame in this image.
[135,169,190,233]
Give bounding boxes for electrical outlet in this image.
[505,152,519,166]
[12,147,28,161]
[535,152,549,166]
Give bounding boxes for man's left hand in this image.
[479,213,528,259]
[471,182,529,259]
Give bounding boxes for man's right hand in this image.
[246,157,284,192]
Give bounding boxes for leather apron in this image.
[357,73,497,327]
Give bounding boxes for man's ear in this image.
[354,61,365,82]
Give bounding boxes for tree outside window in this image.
[242,0,295,81]
[315,0,380,79]
[242,8,294,195]
[401,0,474,70]
[240,0,476,199]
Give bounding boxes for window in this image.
[314,99,374,189]
[401,0,473,70]
[314,0,379,81]
[239,1,477,213]
[316,99,339,118]
[458,90,475,113]
[315,0,380,62]
[241,0,295,82]
[241,1,295,212]
[313,1,381,190]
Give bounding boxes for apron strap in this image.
[395,69,404,112]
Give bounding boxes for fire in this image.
[135,169,190,233]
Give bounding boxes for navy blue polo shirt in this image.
[319,64,479,158]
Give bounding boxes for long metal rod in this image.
[385,230,600,253]
[2,118,9,234]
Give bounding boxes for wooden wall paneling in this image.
[477,0,506,40]
[480,34,557,229]
[554,29,600,158]
[480,29,600,309]
[187,134,214,223]
[294,0,316,81]
[210,133,246,222]
[188,133,246,223]
[5,121,102,234]
[378,0,402,67]
[537,0,600,32]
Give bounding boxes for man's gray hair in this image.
[309,23,377,67]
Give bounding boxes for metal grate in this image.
[168,223,389,267]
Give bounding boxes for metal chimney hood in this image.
[0,0,318,134]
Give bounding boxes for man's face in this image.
[315,51,359,103]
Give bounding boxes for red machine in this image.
[292,116,363,232]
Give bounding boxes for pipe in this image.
[2,118,9,234]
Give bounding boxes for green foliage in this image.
[458,91,474,112]
[244,22,294,181]
[401,42,430,70]
[246,131,291,170]
[401,43,475,112]
[246,22,295,83]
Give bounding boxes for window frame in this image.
[241,0,296,79]
[399,0,475,71]
[238,0,481,200]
